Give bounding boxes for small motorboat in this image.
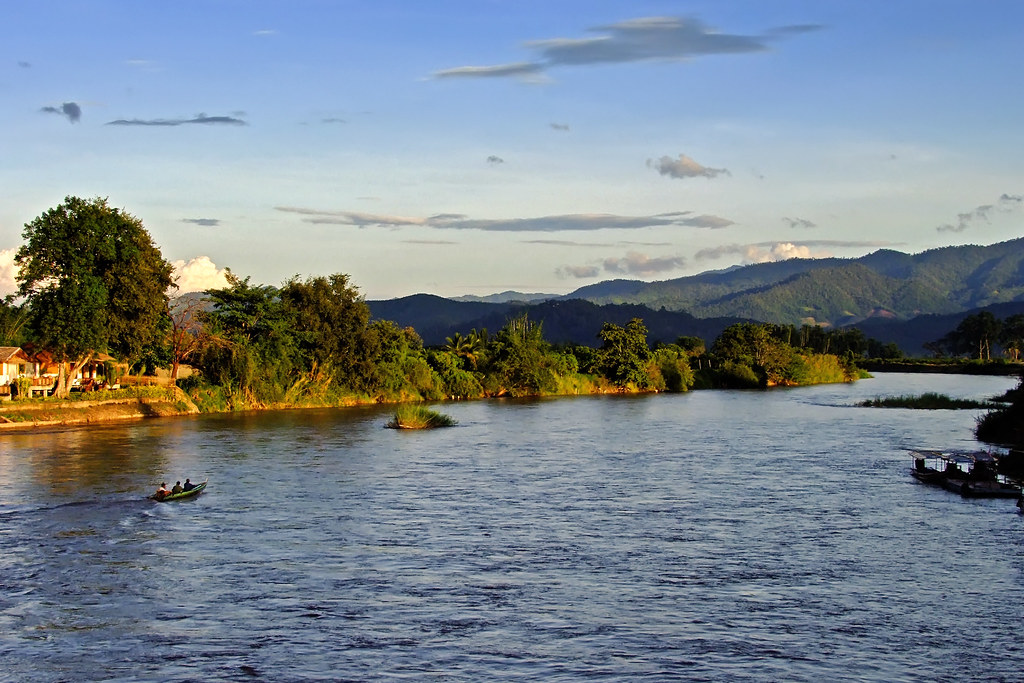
[150,479,208,501]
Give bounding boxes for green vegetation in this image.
[859,392,995,409]
[16,197,174,397]
[976,377,1024,448]
[386,405,457,429]
[696,322,858,388]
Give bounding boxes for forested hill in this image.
[565,237,1024,327]
[368,238,1024,351]
[368,295,748,347]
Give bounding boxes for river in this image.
[1,372,1022,682]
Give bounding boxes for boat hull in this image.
[150,480,207,501]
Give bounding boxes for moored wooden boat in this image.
[150,479,208,501]
[909,450,1020,499]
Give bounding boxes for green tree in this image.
[711,322,796,386]
[16,196,174,397]
[279,273,371,389]
[483,313,555,397]
[999,314,1024,361]
[596,318,652,389]
[650,345,694,392]
[0,296,30,346]
[198,271,296,403]
[941,311,1002,360]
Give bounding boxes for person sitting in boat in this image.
[171,481,183,494]
[944,461,960,477]
[182,478,195,491]
[155,483,169,500]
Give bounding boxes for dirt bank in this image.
[0,388,199,431]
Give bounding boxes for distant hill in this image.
[564,237,1024,327]
[451,291,557,304]
[369,296,748,347]
[369,237,1024,352]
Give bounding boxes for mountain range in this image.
[368,237,1024,353]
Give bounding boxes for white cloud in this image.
[171,256,230,293]
[0,248,18,296]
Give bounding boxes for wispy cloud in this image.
[648,153,728,179]
[936,193,1024,233]
[107,114,247,127]
[276,206,734,232]
[40,101,81,123]
[435,62,545,80]
[782,217,817,229]
[433,15,820,80]
[182,218,220,227]
[603,252,686,275]
[253,29,278,36]
[558,250,686,279]
[557,264,601,279]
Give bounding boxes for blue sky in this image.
[3,1,1022,299]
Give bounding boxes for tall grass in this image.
[859,392,994,409]
[385,405,457,429]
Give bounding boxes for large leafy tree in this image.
[939,311,1002,360]
[16,196,174,397]
[596,318,652,389]
[279,273,371,389]
[197,271,297,403]
[0,296,30,346]
[711,322,796,386]
[484,313,555,397]
[999,314,1024,362]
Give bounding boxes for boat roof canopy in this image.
[909,449,1000,464]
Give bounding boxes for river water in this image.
[1,372,1023,682]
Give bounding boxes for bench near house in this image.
[0,347,123,399]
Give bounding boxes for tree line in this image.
[925,311,1024,361]
[0,197,906,406]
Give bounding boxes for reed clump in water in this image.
[386,405,457,429]
[859,392,994,409]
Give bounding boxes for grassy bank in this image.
[859,392,996,409]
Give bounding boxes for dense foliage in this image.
[976,377,1024,449]
[15,196,174,397]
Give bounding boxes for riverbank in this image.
[858,359,1023,375]
[0,386,199,430]
[0,362,982,432]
